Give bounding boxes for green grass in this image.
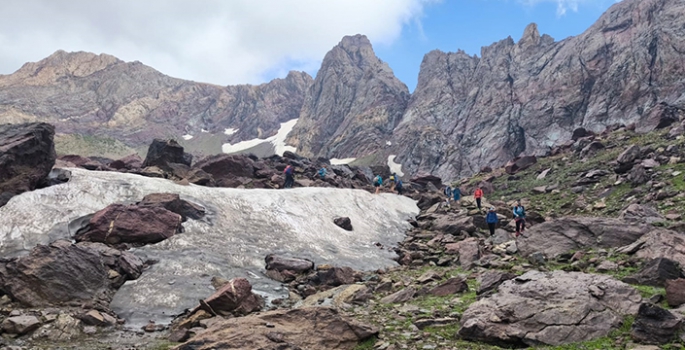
[353,336,378,350]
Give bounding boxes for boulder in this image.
[138,193,205,221]
[618,144,641,165]
[199,278,264,316]
[618,229,685,267]
[265,255,314,274]
[630,303,682,345]
[194,154,255,180]
[312,266,360,287]
[665,278,685,307]
[380,287,416,304]
[1,315,41,335]
[299,284,371,308]
[445,237,480,269]
[334,217,353,231]
[0,122,56,207]
[0,240,110,307]
[620,204,665,224]
[459,271,642,347]
[476,271,517,296]
[410,174,442,190]
[74,203,182,245]
[142,139,192,170]
[428,277,468,297]
[109,154,143,170]
[173,307,377,350]
[571,127,592,141]
[623,258,682,287]
[504,156,537,174]
[517,217,650,258]
[39,168,72,188]
[78,309,117,327]
[627,165,649,185]
[433,215,476,235]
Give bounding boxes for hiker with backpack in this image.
[453,187,461,206]
[486,207,498,236]
[443,185,452,209]
[513,200,526,237]
[373,174,383,194]
[474,186,484,211]
[395,179,403,195]
[318,167,327,180]
[389,173,397,191]
[283,164,295,189]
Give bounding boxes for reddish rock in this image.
[504,156,537,174]
[445,237,480,269]
[200,278,264,316]
[428,277,469,297]
[265,255,314,274]
[313,266,360,287]
[665,279,685,307]
[109,154,143,170]
[138,193,205,221]
[75,203,182,245]
[194,154,255,180]
[410,174,443,190]
[142,139,192,170]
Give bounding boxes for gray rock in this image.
[459,271,642,346]
[476,270,517,296]
[620,204,665,224]
[1,315,41,335]
[623,258,682,287]
[631,303,682,345]
[380,287,416,304]
[619,229,685,267]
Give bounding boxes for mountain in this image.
[287,35,410,160]
[0,50,312,156]
[392,0,685,178]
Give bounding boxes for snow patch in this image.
[386,141,392,146]
[182,134,193,141]
[388,155,404,177]
[221,119,298,156]
[330,158,356,165]
[224,128,238,136]
[201,129,208,133]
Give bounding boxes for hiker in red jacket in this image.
[474,186,484,211]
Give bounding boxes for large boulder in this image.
[74,203,182,245]
[630,303,682,345]
[138,193,205,221]
[194,154,256,180]
[0,122,56,207]
[199,278,263,317]
[620,204,665,224]
[0,240,110,307]
[623,258,682,287]
[617,229,685,266]
[459,271,642,347]
[264,254,314,283]
[174,307,377,350]
[517,217,650,258]
[504,156,537,174]
[142,139,192,170]
[1,315,41,335]
[109,154,143,170]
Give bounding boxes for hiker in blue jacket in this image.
[443,185,453,209]
[486,207,499,236]
[318,167,327,180]
[513,200,526,237]
[453,187,461,206]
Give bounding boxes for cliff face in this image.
[0,50,312,150]
[392,0,685,178]
[287,35,410,159]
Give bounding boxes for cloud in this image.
[518,0,620,16]
[0,0,436,85]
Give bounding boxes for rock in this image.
[620,204,665,224]
[78,310,116,327]
[380,287,416,304]
[665,279,685,307]
[199,278,264,316]
[40,168,72,187]
[619,230,685,267]
[580,141,605,158]
[0,122,56,207]
[618,144,642,165]
[334,217,353,231]
[596,260,618,272]
[410,174,443,190]
[265,255,314,274]
[416,270,444,284]
[38,314,81,341]
[445,237,481,269]
[428,277,468,297]
[517,217,650,258]
[476,271,517,296]
[138,193,205,221]
[0,240,110,307]
[109,154,143,170]
[666,213,682,221]
[641,158,660,168]
[312,266,360,287]
[631,303,682,345]
[628,165,649,185]
[532,186,547,194]
[414,317,460,330]
[623,258,682,287]
[299,284,371,308]
[536,168,551,180]
[1,315,41,335]
[434,215,476,235]
[173,307,377,350]
[142,139,192,171]
[459,271,642,346]
[504,156,537,174]
[194,154,255,181]
[74,203,182,245]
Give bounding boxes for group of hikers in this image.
[373,173,403,195]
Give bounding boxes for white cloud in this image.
[0,0,436,85]
[518,0,620,16]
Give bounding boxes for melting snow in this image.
[386,141,392,146]
[388,155,404,177]
[224,128,238,136]
[330,158,356,165]
[221,119,298,156]
[182,134,193,140]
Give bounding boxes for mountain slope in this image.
[392,0,685,179]
[0,50,312,154]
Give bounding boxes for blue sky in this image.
[373,0,617,91]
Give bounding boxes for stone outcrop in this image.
[630,303,682,345]
[392,0,685,179]
[0,122,56,207]
[174,307,377,350]
[618,229,685,266]
[0,50,312,153]
[287,34,410,160]
[198,278,264,316]
[517,217,650,258]
[459,270,642,347]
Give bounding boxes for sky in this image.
[0,0,620,91]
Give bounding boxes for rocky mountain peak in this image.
[517,23,541,48]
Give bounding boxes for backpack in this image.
[396,180,403,189]
[284,166,293,175]
[444,186,452,196]
[374,175,382,186]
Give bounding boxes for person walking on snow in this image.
[373,174,383,194]
[474,186,484,211]
[513,200,526,237]
[283,164,295,189]
[486,207,499,236]
[443,185,453,208]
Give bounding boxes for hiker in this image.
[474,186,484,210]
[318,167,327,180]
[453,186,461,206]
[443,185,452,208]
[396,179,403,195]
[513,200,526,237]
[373,174,383,194]
[389,173,397,191]
[486,207,498,236]
[283,164,294,189]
